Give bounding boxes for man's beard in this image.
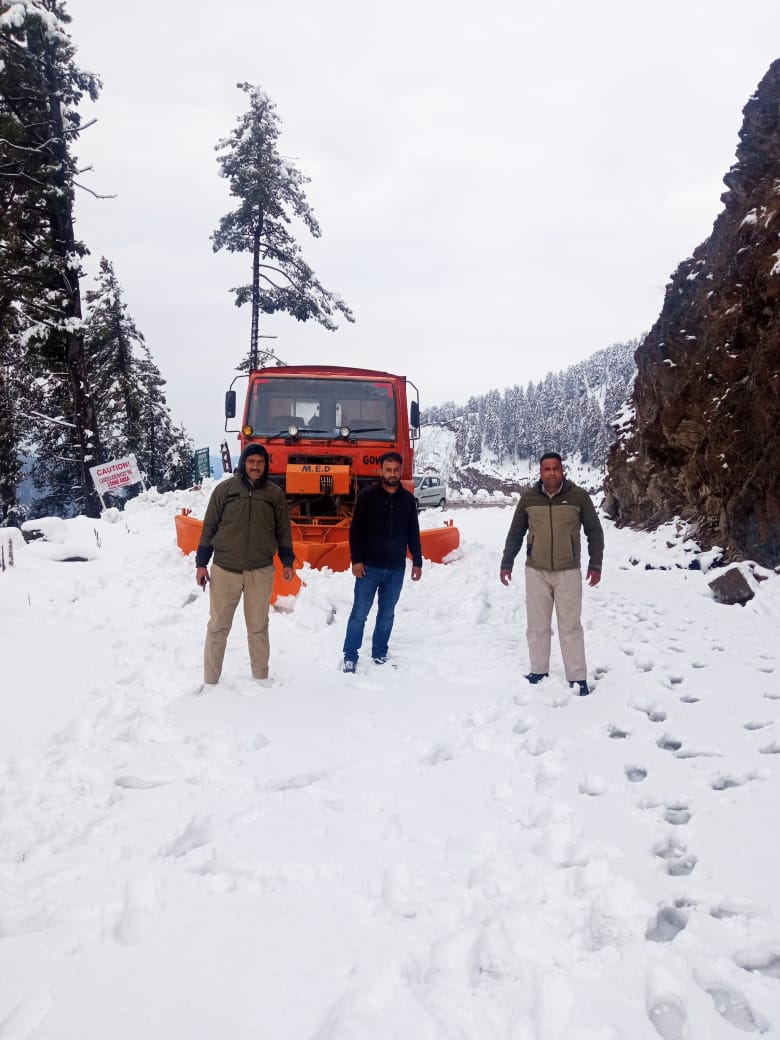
[382,476,400,487]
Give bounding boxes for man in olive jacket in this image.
[500,453,603,695]
[195,444,294,687]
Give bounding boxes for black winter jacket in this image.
[349,483,423,571]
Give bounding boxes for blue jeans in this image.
[343,565,405,662]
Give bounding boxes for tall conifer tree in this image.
[0,0,104,515]
[213,83,354,369]
[84,258,194,494]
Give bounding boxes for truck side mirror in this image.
[410,401,420,429]
[225,390,236,419]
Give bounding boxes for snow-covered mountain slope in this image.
[419,340,637,484]
[414,425,605,500]
[1,487,779,1038]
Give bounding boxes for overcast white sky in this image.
[70,0,780,454]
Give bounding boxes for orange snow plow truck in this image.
[175,365,459,600]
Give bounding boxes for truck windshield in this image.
[246,377,398,440]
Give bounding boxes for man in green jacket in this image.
[500,453,603,695]
[195,444,294,688]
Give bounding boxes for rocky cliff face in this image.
[604,59,780,567]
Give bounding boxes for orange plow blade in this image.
[174,510,459,602]
[174,511,204,556]
[418,520,460,563]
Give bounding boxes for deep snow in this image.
[1,486,779,1039]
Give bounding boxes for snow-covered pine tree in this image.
[1,12,33,523]
[0,0,104,515]
[0,315,26,525]
[482,388,503,462]
[84,258,194,495]
[580,397,604,463]
[212,83,354,370]
[84,258,147,464]
[28,369,84,517]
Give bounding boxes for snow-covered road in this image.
[1,490,779,1038]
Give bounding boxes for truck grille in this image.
[288,454,352,467]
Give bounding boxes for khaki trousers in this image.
[525,566,587,682]
[204,563,275,684]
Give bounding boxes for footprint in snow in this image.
[633,702,667,723]
[736,951,780,979]
[762,690,780,701]
[625,764,648,783]
[663,804,691,826]
[710,771,764,791]
[648,997,688,1040]
[653,836,697,877]
[680,693,700,703]
[666,854,698,877]
[656,734,683,753]
[702,983,769,1033]
[607,724,631,739]
[758,740,780,755]
[743,720,772,731]
[646,905,689,943]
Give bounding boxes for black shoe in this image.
[372,656,387,665]
[525,672,549,684]
[570,680,590,696]
[343,658,357,674]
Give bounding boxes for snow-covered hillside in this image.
[2,486,780,1039]
[414,426,605,500]
[418,340,637,481]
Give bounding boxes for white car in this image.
[413,474,446,509]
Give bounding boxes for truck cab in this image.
[225,365,420,524]
[175,363,458,600]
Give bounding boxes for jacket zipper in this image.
[548,495,555,570]
[245,487,253,570]
[387,492,395,570]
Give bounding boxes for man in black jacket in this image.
[342,452,422,672]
